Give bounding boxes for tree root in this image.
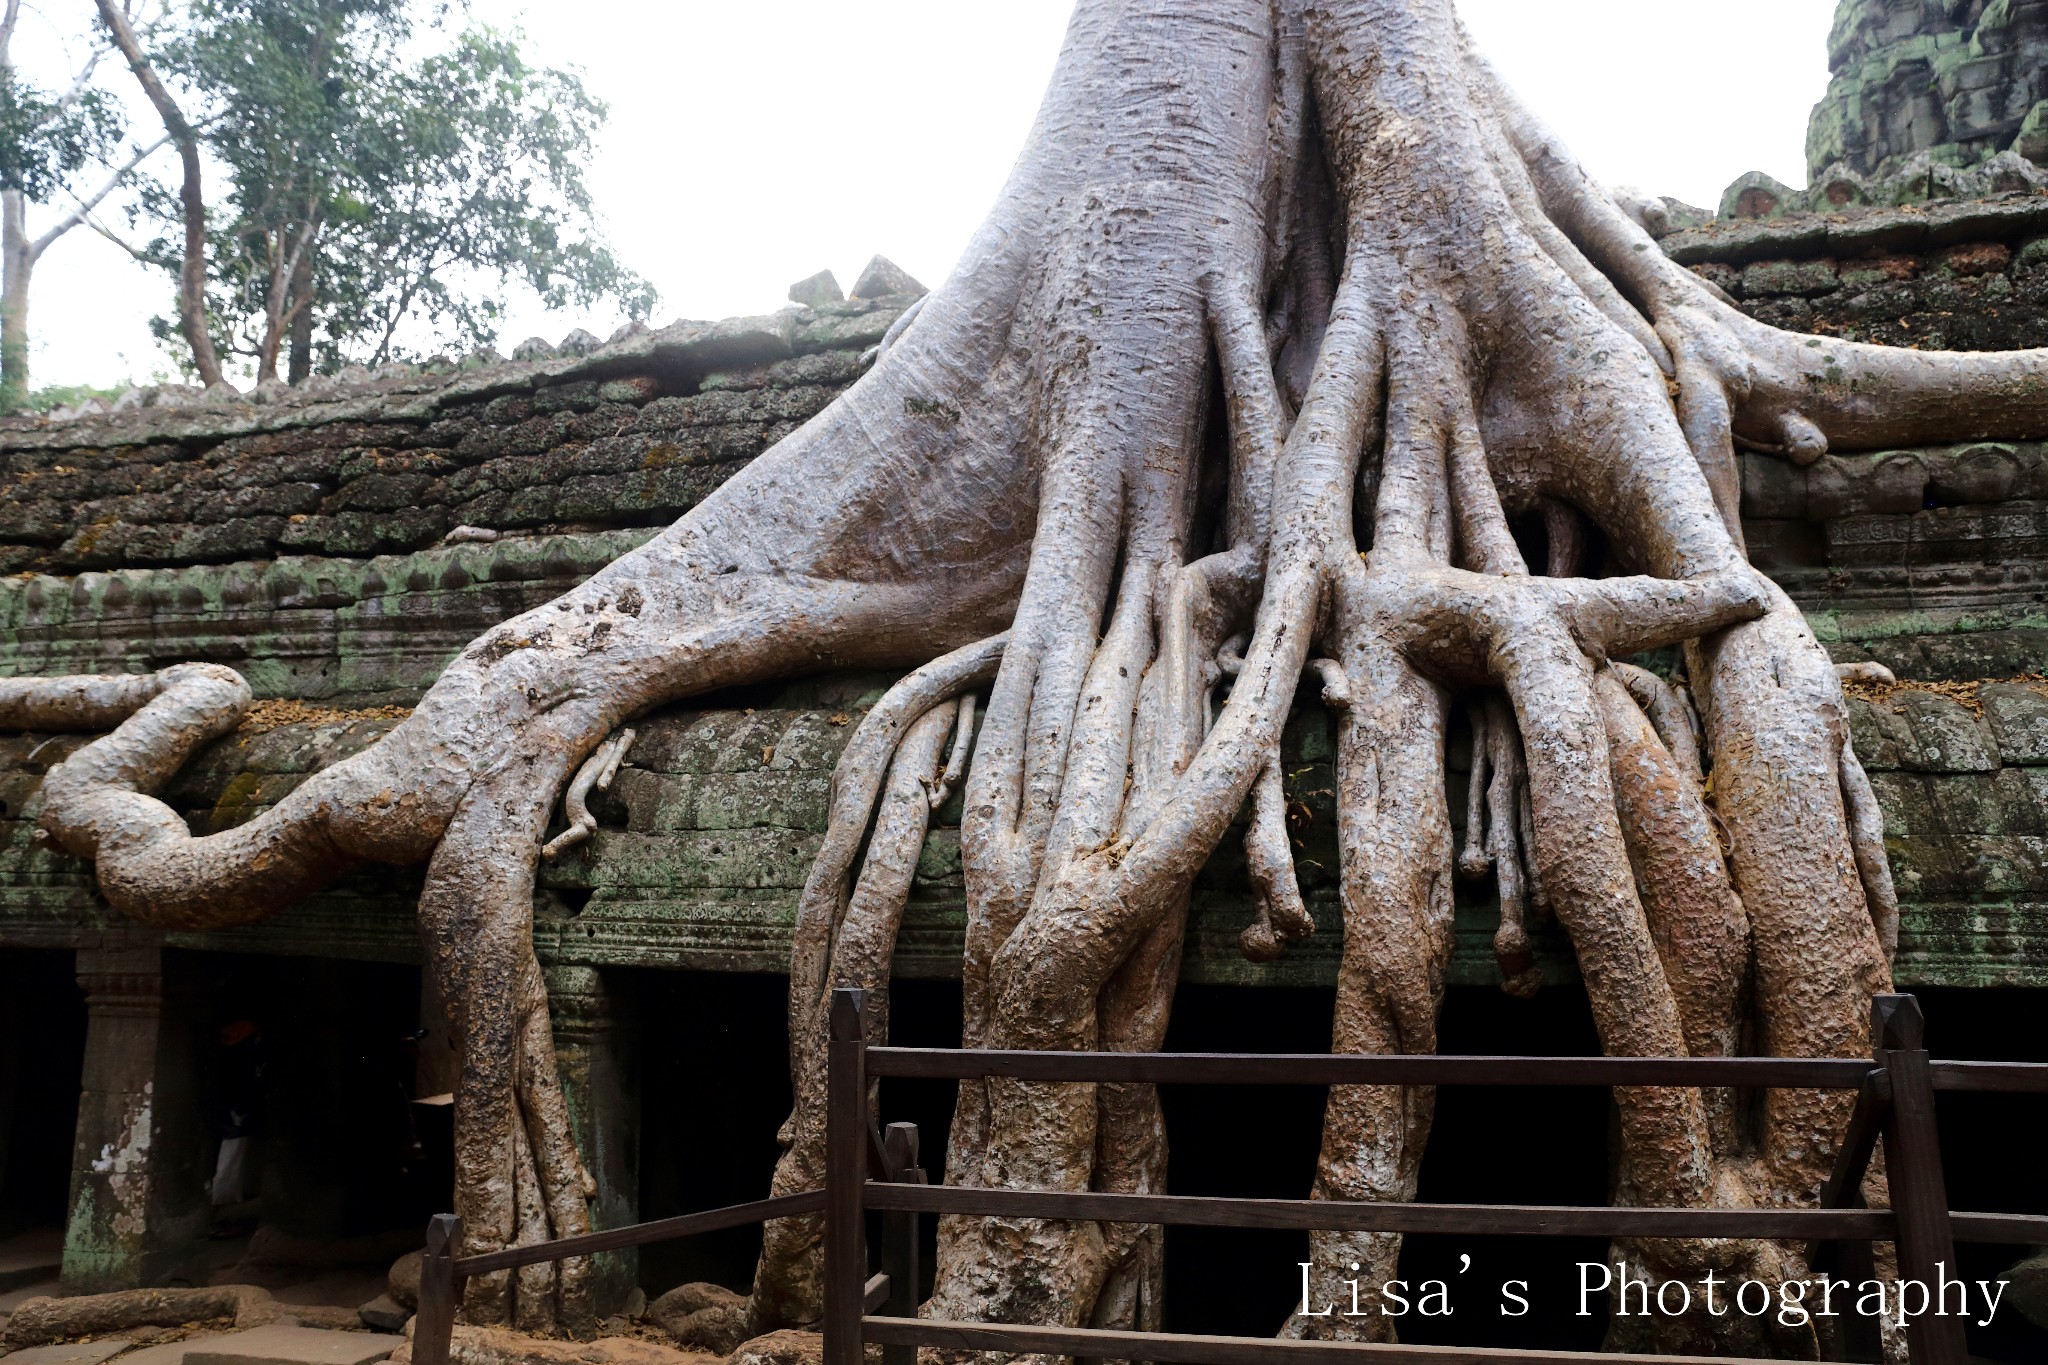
[22,0,2048,1351]
[1240,751,1314,963]
[542,728,637,861]
[751,701,961,1332]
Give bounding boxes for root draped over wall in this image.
[10,0,2048,1355]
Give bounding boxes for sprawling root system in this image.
[9,0,2048,1354]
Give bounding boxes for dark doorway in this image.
[0,949,86,1238]
[190,953,437,1254]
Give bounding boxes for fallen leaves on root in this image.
[235,699,414,735]
[1839,672,2048,712]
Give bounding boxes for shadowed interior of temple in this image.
[4,2,2048,1351]
[0,950,85,1240]
[615,972,2048,1358]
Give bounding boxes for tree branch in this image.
[45,43,111,122]
[29,130,172,260]
[81,212,174,271]
[94,0,224,386]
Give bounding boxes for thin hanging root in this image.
[1240,751,1314,962]
[1541,499,1583,579]
[1611,662,1705,785]
[1514,755,1552,925]
[870,293,926,361]
[784,632,1005,1058]
[540,728,637,861]
[825,634,1006,890]
[1309,658,1351,709]
[1482,697,1541,998]
[1839,738,1900,960]
[754,702,958,1333]
[928,693,977,810]
[513,964,596,1330]
[1458,701,1492,880]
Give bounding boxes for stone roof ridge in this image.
[0,293,920,451]
[1649,183,2048,266]
[1622,152,2048,251]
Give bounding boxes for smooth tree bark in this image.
[6,0,2042,1354]
[287,205,318,385]
[94,0,224,388]
[0,139,172,406]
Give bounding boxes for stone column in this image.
[61,945,211,1292]
[545,965,641,1314]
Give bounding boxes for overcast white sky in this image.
[17,0,1838,389]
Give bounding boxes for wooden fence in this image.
[413,989,2048,1365]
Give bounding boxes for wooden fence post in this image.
[879,1122,923,1365]
[823,990,869,1365]
[1872,994,1968,1365]
[413,1212,463,1365]
[1818,1070,1888,1364]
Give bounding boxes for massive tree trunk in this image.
[5,0,2040,1352]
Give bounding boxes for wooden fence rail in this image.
[411,1191,826,1365]
[826,989,2048,1365]
[409,988,2048,1365]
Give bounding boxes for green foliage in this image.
[323,26,657,366]
[0,72,124,202]
[139,0,653,376]
[19,379,128,413]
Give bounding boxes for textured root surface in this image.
[751,698,963,1330]
[20,0,2048,1349]
[0,1286,285,1347]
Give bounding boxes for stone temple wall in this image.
[3,215,2046,1317]
[0,205,2044,996]
[0,307,892,703]
[1809,0,2048,178]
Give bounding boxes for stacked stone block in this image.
[1809,0,2048,178]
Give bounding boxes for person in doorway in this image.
[210,1018,267,1220]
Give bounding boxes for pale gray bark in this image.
[8,0,2044,1353]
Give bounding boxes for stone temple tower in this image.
[1808,0,2048,179]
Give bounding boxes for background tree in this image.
[138,0,652,384]
[317,27,655,372]
[157,0,390,384]
[8,0,2035,1355]
[0,0,160,410]
[95,0,223,387]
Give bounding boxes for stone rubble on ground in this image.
[723,1329,879,1365]
[383,1255,422,1315]
[75,1338,230,1365]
